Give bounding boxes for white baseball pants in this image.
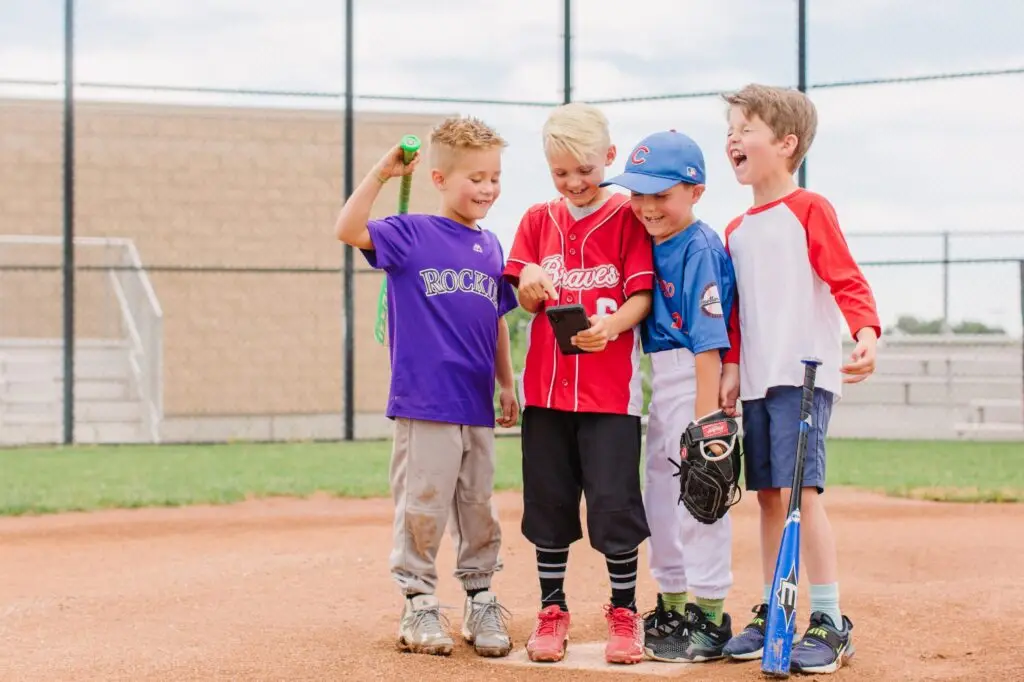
[643,347,733,599]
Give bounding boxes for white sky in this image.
[2,0,1023,333]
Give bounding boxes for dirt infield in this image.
[2,489,1022,681]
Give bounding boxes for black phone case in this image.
[546,304,591,355]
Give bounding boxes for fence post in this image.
[62,0,76,445]
[1019,260,1023,425]
[941,231,951,333]
[342,0,355,441]
[562,0,572,104]
[797,0,807,188]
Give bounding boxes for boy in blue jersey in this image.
[602,130,738,663]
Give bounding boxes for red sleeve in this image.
[800,194,882,340]
[502,206,540,285]
[722,216,743,364]
[619,210,655,297]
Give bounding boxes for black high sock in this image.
[536,546,569,611]
[606,547,639,612]
[466,587,488,599]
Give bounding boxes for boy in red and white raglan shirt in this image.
[718,83,881,675]
[503,103,654,666]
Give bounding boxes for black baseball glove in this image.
[670,409,742,524]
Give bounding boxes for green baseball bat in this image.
[374,135,421,346]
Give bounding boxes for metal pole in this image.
[942,231,950,333]
[342,0,355,440]
[1019,260,1023,425]
[797,0,807,188]
[62,0,75,444]
[563,0,572,104]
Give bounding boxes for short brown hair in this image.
[429,116,507,171]
[723,84,818,172]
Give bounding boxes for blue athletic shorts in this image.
[741,386,834,493]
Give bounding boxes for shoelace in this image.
[608,608,639,638]
[410,606,451,637]
[469,600,512,635]
[534,609,564,637]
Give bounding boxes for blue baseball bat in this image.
[761,356,822,678]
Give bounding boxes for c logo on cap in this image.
[630,145,650,165]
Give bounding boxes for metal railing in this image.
[0,235,163,442]
[108,240,164,441]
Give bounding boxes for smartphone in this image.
[546,304,591,355]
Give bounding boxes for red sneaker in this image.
[526,604,571,662]
[604,604,644,664]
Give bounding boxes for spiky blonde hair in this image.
[429,116,507,171]
[542,102,611,163]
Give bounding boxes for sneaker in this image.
[526,604,571,663]
[604,605,644,665]
[790,612,855,674]
[676,603,732,662]
[642,594,689,662]
[461,591,513,658]
[396,594,454,656]
[723,602,767,661]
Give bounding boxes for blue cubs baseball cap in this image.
[600,130,706,194]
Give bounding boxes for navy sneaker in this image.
[642,594,687,661]
[790,612,855,674]
[722,602,767,661]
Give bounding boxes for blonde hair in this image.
[429,116,507,171]
[723,84,818,172]
[543,103,611,163]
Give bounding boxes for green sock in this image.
[662,591,688,614]
[696,597,725,626]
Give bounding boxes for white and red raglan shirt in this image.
[724,189,881,401]
[503,193,655,416]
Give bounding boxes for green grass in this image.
[1,437,1021,516]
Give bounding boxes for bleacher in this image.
[831,334,1023,441]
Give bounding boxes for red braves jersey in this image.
[723,189,880,400]
[503,193,655,415]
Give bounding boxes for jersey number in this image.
[596,297,618,316]
[596,298,620,340]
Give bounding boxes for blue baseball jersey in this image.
[640,220,736,356]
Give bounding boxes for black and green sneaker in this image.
[642,594,688,662]
[790,611,855,674]
[675,602,732,662]
[722,602,767,661]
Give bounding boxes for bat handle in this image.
[400,134,421,164]
[798,356,822,425]
[397,135,421,214]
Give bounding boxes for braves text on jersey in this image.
[362,213,518,427]
[641,219,736,357]
[503,193,655,415]
[723,189,880,401]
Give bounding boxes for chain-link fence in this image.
[1,0,1022,446]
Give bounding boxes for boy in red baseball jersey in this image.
[503,103,655,665]
[719,84,880,675]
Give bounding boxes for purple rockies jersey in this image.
[362,213,518,427]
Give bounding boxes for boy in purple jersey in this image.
[602,130,738,664]
[334,116,519,659]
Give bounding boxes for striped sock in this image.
[606,547,639,612]
[536,546,569,611]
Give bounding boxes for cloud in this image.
[2,0,1022,334]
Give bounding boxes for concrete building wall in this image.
[0,97,448,432]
